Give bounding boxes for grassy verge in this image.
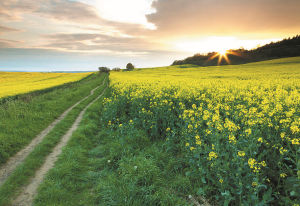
[0,74,108,206]
[0,73,101,165]
[32,89,191,206]
[84,127,192,206]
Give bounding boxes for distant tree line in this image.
[172,35,300,66]
[98,63,135,73]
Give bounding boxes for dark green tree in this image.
[98,67,110,73]
[126,63,134,71]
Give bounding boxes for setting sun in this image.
[207,48,237,65]
[218,49,228,56]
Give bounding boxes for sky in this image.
[0,0,299,71]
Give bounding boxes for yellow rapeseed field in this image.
[104,57,300,205]
[0,71,93,98]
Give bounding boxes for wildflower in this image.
[252,182,258,187]
[190,147,195,151]
[291,138,299,145]
[129,120,133,123]
[279,147,288,155]
[219,179,223,184]
[238,151,245,157]
[229,135,236,144]
[185,143,190,147]
[290,125,299,134]
[257,137,263,143]
[188,124,193,129]
[195,135,200,140]
[196,140,202,145]
[245,128,252,136]
[260,161,267,167]
[253,166,261,173]
[208,151,218,160]
[166,127,171,132]
[248,158,256,169]
[280,173,287,178]
[119,124,123,127]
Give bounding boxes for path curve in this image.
[13,83,107,206]
[0,79,105,187]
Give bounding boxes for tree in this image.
[98,67,110,73]
[126,63,134,71]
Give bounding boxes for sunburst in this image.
[207,49,240,65]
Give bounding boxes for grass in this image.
[33,87,111,206]
[0,73,108,206]
[0,73,102,165]
[86,128,192,206]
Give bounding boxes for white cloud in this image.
[76,0,156,29]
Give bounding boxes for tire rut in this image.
[13,83,107,206]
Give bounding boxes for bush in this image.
[98,67,110,73]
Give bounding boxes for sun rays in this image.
[207,49,241,65]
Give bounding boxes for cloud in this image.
[0,0,37,20]
[0,25,21,34]
[41,33,161,53]
[0,0,104,25]
[77,0,156,28]
[147,0,300,37]
[0,39,23,48]
[36,0,104,24]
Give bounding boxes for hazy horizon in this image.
[1,0,300,71]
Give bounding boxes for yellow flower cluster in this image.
[238,151,246,157]
[208,152,218,160]
[248,158,267,173]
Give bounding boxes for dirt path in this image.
[0,80,105,187]
[13,84,107,206]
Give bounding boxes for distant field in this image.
[0,72,93,98]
